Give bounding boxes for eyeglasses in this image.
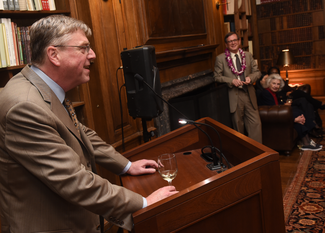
[54,44,91,54]
[227,39,239,44]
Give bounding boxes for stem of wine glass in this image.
[168,180,172,186]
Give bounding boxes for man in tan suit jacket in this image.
[0,15,177,233]
[214,32,262,143]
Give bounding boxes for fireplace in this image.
[153,69,232,136]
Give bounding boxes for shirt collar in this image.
[230,51,240,60]
[30,65,65,103]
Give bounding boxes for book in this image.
[248,40,253,55]
[1,23,10,67]
[11,22,19,66]
[0,23,7,67]
[16,26,24,65]
[33,0,41,10]
[13,0,19,10]
[0,18,16,66]
[26,0,34,10]
[18,0,27,10]
[7,0,14,10]
[224,22,230,35]
[0,0,4,10]
[20,26,27,64]
[3,0,8,10]
[230,22,235,32]
[48,0,55,10]
[41,0,49,10]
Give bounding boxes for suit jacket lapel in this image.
[21,66,83,143]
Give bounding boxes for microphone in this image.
[179,119,230,172]
[132,73,230,172]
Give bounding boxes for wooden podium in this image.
[121,117,285,233]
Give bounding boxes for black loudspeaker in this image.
[121,45,163,120]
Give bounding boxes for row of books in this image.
[257,0,323,19]
[277,27,313,44]
[256,0,282,5]
[259,26,318,46]
[0,0,56,11]
[0,18,31,68]
[260,13,313,33]
[261,56,313,72]
[259,42,313,60]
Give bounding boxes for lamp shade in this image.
[277,49,295,67]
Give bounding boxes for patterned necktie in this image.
[235,54,247,92]
[63,98,80,135]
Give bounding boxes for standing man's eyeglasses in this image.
[226,39,239,44]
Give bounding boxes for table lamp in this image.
[277,49,295,82]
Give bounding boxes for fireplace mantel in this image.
[154,69,215,136]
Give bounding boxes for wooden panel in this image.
[144,0,206,38]
[71,0,225,151]
[282,69,325,96]
[175,194,263,233]
[122,117,285,233]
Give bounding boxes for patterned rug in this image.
[283,142,325,232]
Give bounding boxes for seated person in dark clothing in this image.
[258,73,322,151]
[257,66,325,131]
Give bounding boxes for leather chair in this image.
[259,105,298,155]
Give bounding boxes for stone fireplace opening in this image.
[153,70,233,136]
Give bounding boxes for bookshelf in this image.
[223,0,255,54]
[234,0,249,50]
[256,0,325,72]
[0,0,93,127]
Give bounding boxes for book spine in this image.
[11,22,19,66]
[13,0,19,10]
[3,0,8,10]
[48,0,55,10]
[7,0,14,10]
[26,0,34,11]
[0,23,7,67]
[41,0,49,10]
[15,24,24,65]
[18,0,27,10]
[1,23,10,66]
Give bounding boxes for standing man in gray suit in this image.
[0,15,178,233]
[214,32,262,143]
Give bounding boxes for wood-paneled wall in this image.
[281,69,325,96]
[72,0,225,152]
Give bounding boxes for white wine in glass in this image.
[158,153,178,185]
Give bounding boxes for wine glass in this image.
[158,153,178,186]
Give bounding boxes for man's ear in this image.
[47,46,60,66]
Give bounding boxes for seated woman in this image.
[266,66,325,130]
[258,73,322,151]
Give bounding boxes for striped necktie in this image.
[63,98,80,135]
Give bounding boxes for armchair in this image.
[259,105,298,155]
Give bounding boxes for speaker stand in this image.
[142,118,154,143]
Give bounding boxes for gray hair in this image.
[30,15,92,65]
[265,73,285,91]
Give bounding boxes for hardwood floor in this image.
[279,145,303,196]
